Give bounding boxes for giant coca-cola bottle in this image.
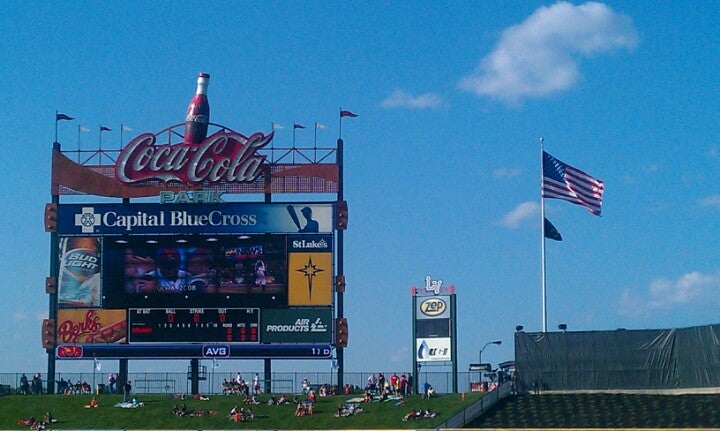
[183,72,211,144]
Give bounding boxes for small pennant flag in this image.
[544,218,563,241]
[272,122,284,130]
[315,123,326,129]
[94,357,101,372]
[121,125,132,131]
[340,110,358,118]
[100,126,111,132]
[79,126,91,132]
[56,113,73,121]
[294,124,306,129]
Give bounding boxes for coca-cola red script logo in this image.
[116,131,272,185]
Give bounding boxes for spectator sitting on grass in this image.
[363,389,372,403]
[84,397,99,408]
[423,382,434,398]
[17,416,35,427]
[43,412,57,423]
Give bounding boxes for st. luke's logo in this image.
[288,253,332,306]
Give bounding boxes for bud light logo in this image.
[420,298,447,317]
[202,345,230,357]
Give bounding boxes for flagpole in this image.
[270,123,276,163]
[54,111,59,143]
[98,126,103,165]
[77,125,81,163]
[338,107,343,139]
[540,137,547,332]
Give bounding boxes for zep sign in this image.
[416,295,451,319]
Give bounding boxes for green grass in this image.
[0,391,483,430]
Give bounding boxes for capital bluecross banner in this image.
[261,307,333,343]
[56,202,335,235]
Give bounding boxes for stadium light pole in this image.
[479,340,502,364]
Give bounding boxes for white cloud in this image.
[699,195,720,209]
[492,167,524,179]
[618,272,720,317]
[388,346,409,364]
[459,1,638,104]
[12,312,27,321]
[499,201,539,228]
[380,90,443,109]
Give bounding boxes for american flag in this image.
[542,151,604,216]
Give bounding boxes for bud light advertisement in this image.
[58,237,101,308]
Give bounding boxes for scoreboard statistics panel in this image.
[129,308,259,343]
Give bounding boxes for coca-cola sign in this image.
[116,131,272,185]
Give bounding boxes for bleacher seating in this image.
[467,393,720,428]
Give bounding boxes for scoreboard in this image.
[51,207,337,360]
[129,308,260,343]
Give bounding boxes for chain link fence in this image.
[0,370,488,396]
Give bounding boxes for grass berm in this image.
[0,391,481,430]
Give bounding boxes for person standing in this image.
[123,380,132,402]
[108,373,116,394]
[253,373,260,394]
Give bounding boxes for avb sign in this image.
[57,202,335,235]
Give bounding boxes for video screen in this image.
[102,235,288,308]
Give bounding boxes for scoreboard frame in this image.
[51,202,337,360]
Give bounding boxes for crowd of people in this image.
[13,371,447,426]
[172,404,217,417]
[125,246,277,294]
[19,374,45,395]
[365,372,414,396]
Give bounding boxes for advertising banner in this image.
[58,237,101,308]
[57,202,335,235]
[416,337,452,362]
[261,307,333,343]
[287,234,333,306]
[288,252,333,306]
[56,309,127,344]
[416,295,451,320]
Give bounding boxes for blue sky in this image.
[2,1,720,376]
